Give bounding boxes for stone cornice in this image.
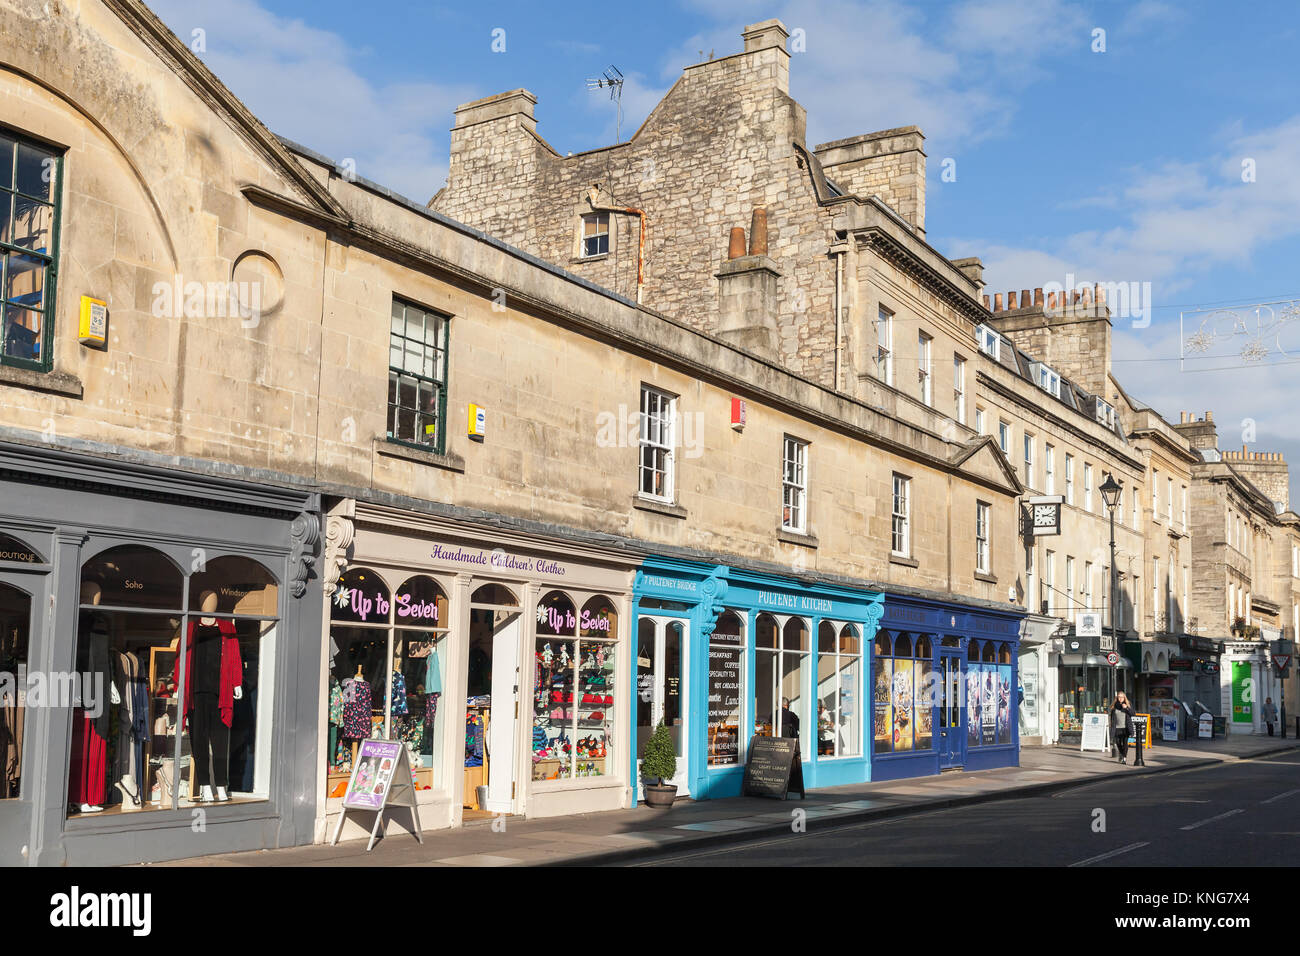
[854,228,988,324]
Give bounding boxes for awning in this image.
[1055,652,1133,669]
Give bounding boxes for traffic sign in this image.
[1106,651,1120,666]
[1275,654,1291,673]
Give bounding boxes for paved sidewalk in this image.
[154,734,1299,867]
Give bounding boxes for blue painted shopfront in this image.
[870,594,1023,781]
[630,557,885,802]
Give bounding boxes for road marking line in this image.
[1069,842,1150,867]
[1262,788,1300,804]
[1180,808,1243,830]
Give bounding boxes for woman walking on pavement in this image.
[1110,692,1136,764]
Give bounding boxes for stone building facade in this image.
[0,1,1025,864]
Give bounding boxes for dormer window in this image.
[976,324,1002,360]
[1033,362,1061,398]
[1095,398,1116,429]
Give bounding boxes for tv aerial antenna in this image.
[586,65,625,142]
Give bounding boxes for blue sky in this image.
[154,0,1300,494]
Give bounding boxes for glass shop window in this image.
[816,622,861,758]
[756,614,810,754]
[69,547,277,816]
[0,578,33,799]
[964,640,1014,748]
[873,632,934,755]
[327,568,449,796]
[533,591,618,781]
[707,610,744,767]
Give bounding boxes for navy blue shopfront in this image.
[630,557,884,802]
[871,594,1024,781]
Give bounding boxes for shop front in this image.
[320,501,635,840]
[629,557,884,802]
[1054,634,1134,747]
[0,439,322,867]
[1017,614,1059,746]
[1222,640,1268,735]
[1172,635,1222,723]
[872,595,1023,780]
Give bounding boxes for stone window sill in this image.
[974,571,998,584]
[889,553,920,569]
[777,528,819,549]
[0,364,83,398]
[632,495,687,520]
[571,253,610,264]
[375,438,465,473]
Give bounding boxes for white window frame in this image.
[1166,476,1173,522]
[974,406,985,435]
[638,385,676,502]
[998,420,1010,455]
[975,501,990,574]
[1131,486,1138,528]
[876,307,894,386]
[1023,433,1035,489]
[1152,557,1160,630]
[977,324,1001,360]
[891,474,910,556]
[953,354,966,424]
[1065,555,1075,612]
[1181,485,1188,530]
[1083,561,1094,612]
[1152,468,1159,514]
[918,332,933,406]
[1065,453,1075,506]
[580,211,610,258]
[1083,462,1093,513]
[1042,549,1055,615]
[782,436,808,534]
[1044,443,1056,495]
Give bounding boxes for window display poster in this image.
[1231,662,1253,723]
[342,739,404,810]
[873,659,891,753]
[981,667,997,745]
[1080,712,1109,752]
[966,667,981,745]
[914,666,933,750]
[893,659,914,752]
[707,645,743,766]
[996,664,1012,744]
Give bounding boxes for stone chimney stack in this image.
[983,284,1112,397]
[812,126,927,235]
[716,208,782,362]
[1221,445,1291,511]
[1172,410,1219,453]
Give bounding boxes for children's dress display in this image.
[341,677,371,739]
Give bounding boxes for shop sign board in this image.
[1080,712,1109,752]
[1231,661,1253,723]
[741,735,806,800]
[1198,714,1213,739]
[1161,710,1180,742]
[331,739,424,851]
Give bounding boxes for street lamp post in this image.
[1100,474,1123,752]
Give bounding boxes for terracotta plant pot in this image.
[643,783,678,808]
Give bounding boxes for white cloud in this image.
[149,0,477,200]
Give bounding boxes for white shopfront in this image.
[317,501,635,842]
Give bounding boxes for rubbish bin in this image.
[475,784,490,812]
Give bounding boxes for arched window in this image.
[875,632,892,657]
[331,567,391,624]
[983,642,996,663]
[756,614,810,743]
[395,575,447,628]
[706,609,744,768]
[190,554,277,617]
[968,641,981,661]
[817,623,862,758]
[0,532,42,564]
[756,612,779,650]
[997,643,1011,664]
[471,583,517,606]
[81,544,183,611]
[915,635,932,660]
[894,633,912,658]
[579,595,617,638]
[536,589,576,636]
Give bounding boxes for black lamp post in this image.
[1100,474,1123,724]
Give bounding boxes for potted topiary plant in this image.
[641,721,678,808]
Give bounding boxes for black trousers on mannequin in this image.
[191,692,230,789]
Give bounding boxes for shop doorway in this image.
[468,586,521,815]
[636,616,688,792]
[0,570,40,861]
[937,648,965,769]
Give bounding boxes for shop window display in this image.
[965,641,1014,748]
[873,632,935,755]
[815,622,861,757]
[327,568,448,797]
[67,547,277,815]
[706,610,744,767]
[0,579,32,799]
[756,615,809,753]
[532,591,617,781]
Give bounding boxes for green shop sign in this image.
[1231,661,1253,723]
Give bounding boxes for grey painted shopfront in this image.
[0,439,323,866]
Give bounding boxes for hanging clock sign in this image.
[1023,495,1063,536]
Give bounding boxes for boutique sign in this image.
[331,570,444,625]
[429,543,567,577]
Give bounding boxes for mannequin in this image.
[69,581,117,813]
[175,590,242,803]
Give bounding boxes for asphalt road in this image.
[632,751,1300,867]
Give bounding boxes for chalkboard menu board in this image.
[741,735,806,800]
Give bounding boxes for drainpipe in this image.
[586,186,646,304]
